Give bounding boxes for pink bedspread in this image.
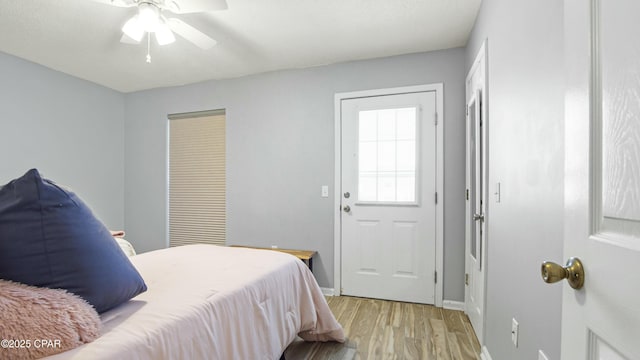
[47,244,344,359]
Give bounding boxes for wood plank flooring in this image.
[285,296,481,360]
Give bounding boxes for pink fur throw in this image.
[0,279,101,359]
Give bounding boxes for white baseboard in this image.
[320,287,335,296]
[480,345,493,360]
[442,300,465,311]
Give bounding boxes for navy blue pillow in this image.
[0,169,147,313]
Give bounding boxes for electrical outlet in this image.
[511,318,519,347]
[271,245,278,249]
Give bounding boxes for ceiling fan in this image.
[92,0,227,61]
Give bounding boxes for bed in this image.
[0,169,343,359]
[46,244,345,359]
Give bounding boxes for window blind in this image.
[168,111,226,247]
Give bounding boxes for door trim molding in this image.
[333,84,444,307]
[480,346,493,360]
[443,300,465,311]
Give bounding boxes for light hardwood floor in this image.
[285,296,481,360]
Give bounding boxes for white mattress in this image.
[47,244,344,359]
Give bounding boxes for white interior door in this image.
[340,90,437,304]
[465,42,487,345]
[560,0,640,358]
[465,89,485,343]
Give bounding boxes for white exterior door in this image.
[340,90,437,304]
[465,42,487,345]
[561,0,640,358]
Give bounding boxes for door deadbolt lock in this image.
[541,257,585,290]
[344,192,350,199]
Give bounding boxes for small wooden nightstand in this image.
[231,246,317,272]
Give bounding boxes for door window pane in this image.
[359,110,378,141]
[396,140,416,171]
[378,109,397,141]
[378,141,396,172]
[378,174,397,202]
[359,142,377,172]
[357,107,418,203]
[396,174,416,202]
[469,100,477,261]
[358,174,377,201]
[396,109,416,140]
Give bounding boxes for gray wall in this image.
[124,48,468,300]
[0,52,125,228]
[465,0,564,359]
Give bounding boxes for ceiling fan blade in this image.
[167,18,217,49]
[90,0,137,8]
[166,0,228,14]
[120,33,142,44]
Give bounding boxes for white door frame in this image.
[464,40,488,344]
[333,84,444,307]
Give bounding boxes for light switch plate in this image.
[321,185,329,197]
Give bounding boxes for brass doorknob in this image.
[541,257,584,290]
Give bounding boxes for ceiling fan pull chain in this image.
[146,34,152,63]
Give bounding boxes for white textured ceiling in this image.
[0,0,481,93]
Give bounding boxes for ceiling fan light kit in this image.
[122,2,175,45]
[154,20,176,45]
[137,2,161,30]
[122,16,144,41]
[93,0,226,62]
